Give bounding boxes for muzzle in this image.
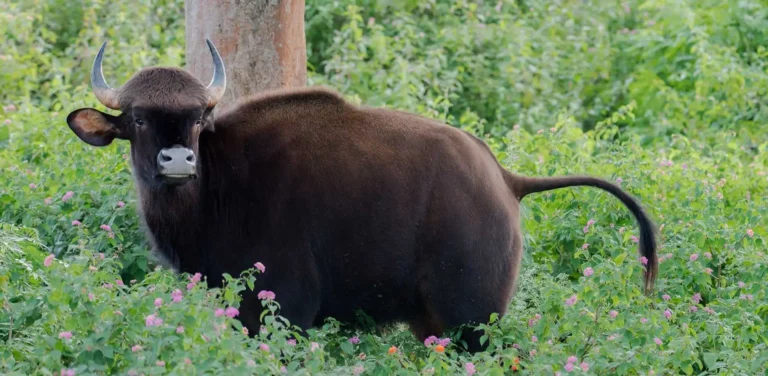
[157,145,197,184]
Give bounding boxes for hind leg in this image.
[417,216,523,352]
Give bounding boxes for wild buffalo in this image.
[65,40,657,352]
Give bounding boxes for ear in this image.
[202,107,215,132]
[66,108,125,147]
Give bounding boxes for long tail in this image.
[507,174,658,293]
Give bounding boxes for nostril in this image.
[160,154,172,163]
[186,154,195,163]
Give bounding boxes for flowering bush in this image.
[2,0,768,374]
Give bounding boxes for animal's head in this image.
[66,40,226,188]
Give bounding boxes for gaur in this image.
[65,40,657,352]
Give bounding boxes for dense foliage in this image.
[1,0,766,374]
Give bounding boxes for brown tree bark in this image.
[185,0,307,112]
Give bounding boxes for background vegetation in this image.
[1,0,766,374]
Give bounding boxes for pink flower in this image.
[565,294,577,307]
[176,326,184,333]
[132,344,142,352]
[704,307,715,314]
[746,229,754,238]
[616,177,623,184]
[531,335,538,342]
[44,254,55,267]
[154,298,163,307]
[662,294,670,301]
[58,331,73,340]
[465,362,476,376]
[689,253,699,261]
[44,197,52,205]
[692,293,701,304]
[528,313,542,327]
[225,307,240,318]
[689,306,698,313]
[424,335,438,346]
[704,268,713,274]
[630,235,639,243]
[437,338,451,347]
[171,289,183,302]
[247,360,256,366]
[564,363,575,372]
[186,282,195,291]
[5,104,17,112]
[608,310,618,319]
[640,317,648,324]
[512,343,520,349]
[71,220,81,226]
[353,366,364,376]
[88,293,95,301]
[738,281,745,288]
[580,362,590,372]
[98,253,105,260]
[184,358,192,365]
[102,283,113,289]
[254,262,265,273]
[349,336,361,344]
[704,252,712,259]
[654,337,662,345]
[583,226,589,234]
[114,310,123,316]
[258,290,276,300]
[145,314,163,327]
[117,201,125,208]
[115,279,124,287]
[640,256,648,265]
[190,273,202,283]
[582,243,589,250]
[310,342,320,352]
[156,361,165,367]
[587,219,596,226]
[29,183,37,189]
[259,343,270,352]
[61,191,74,202]
[530,349,537,356]
[214,308,225,317]
[567,356,578,364]
[664,309,672,319]
[60,369,75,376]
[286,339,297,346]
[100,224,111,232]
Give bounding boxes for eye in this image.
[195,119,203,127]
[134,119,145,127]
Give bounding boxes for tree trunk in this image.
[185,0,306,112]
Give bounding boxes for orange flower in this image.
[388,346,397,354]
[513,357,520,364]
[434,345,445,353]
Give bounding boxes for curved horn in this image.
[205,39,227,108]
[90,41,121,110]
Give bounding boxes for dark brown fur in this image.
[66,68,658,352]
